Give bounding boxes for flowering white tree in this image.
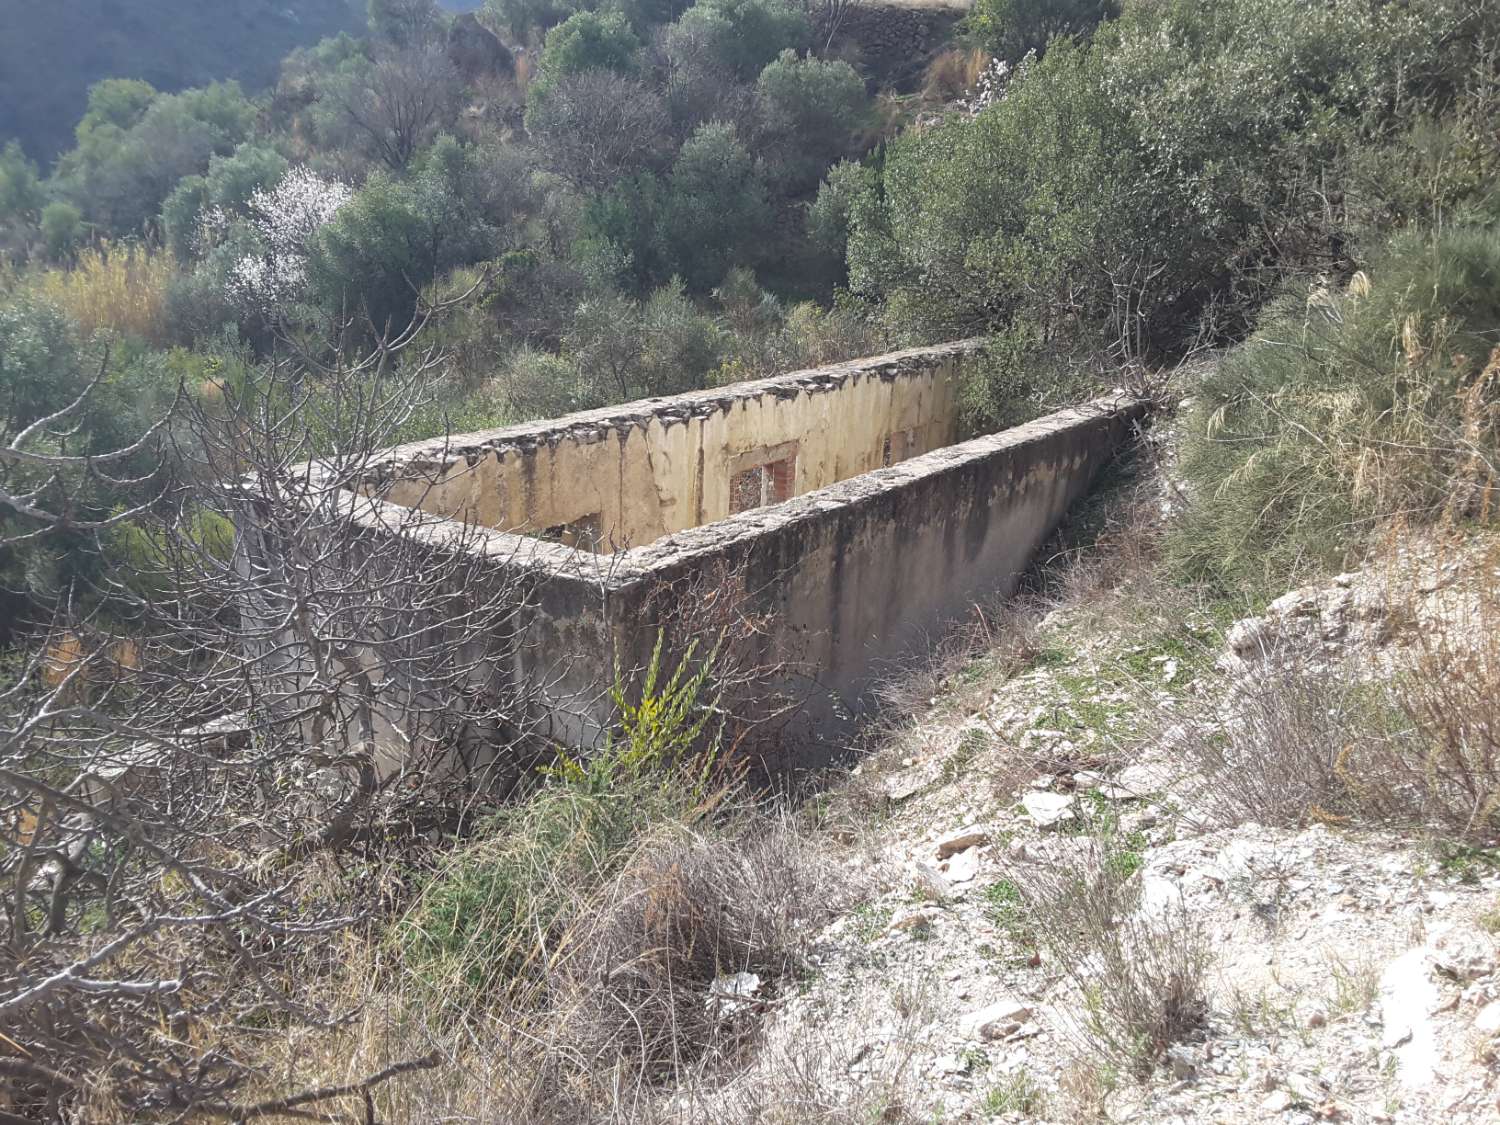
[225,166,353,314]
[959,55,1018,118]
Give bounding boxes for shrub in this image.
[808,159,874,268]
[965,0,1119,62]
[1173,223,1500,586]
[527,9,641,106]
[852,0,1500,357]
[755,49,870,193]
[549,819,848,1077]
[659,123,772,291]
[1171,532,1500,843]
[1014,837,1210,1077]
[664,0,811,82]
[1387,547,1500,840]
[398,636,728,1007]
[848,42,1139,346]
[496,344,597,419]
[39,201,83,261]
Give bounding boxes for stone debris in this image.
[958,998,1033,1040]
[718,533,1500,1125]
[1020,790,1075,826]
[941,847,981,884]
[935,825,989,858]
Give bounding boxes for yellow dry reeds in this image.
[33,242,176,345]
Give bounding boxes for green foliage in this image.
[755,50,869,193]
[965,0,1118,62]
[529,10,642,104]
[0,296,167,597]
[161,143,289,258]
[307,151,496,332]
[497,345,597,419]
[850,42,1136,347]
[53,81,257,236]
[565,279,724,398]
[550,632,722,790]
[659,123,771,291]
[980,1070,1047,1116]
[0,142,44,227]
[1173,223,1500,587]
[807,159,874,268]
[982,877,1035,956]
[576,172,669,289]
[76,79,159,138]
[665,0,810,81]
[851,0,1500,416]
[39,203,83,261]
[398,634,720,999]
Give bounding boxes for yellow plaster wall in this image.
[380,354,963,549]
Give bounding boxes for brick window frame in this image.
[727,441,799,515]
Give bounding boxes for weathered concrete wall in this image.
[367,342,972,550]
[347,380,1146,766]
[599,393,1148,762]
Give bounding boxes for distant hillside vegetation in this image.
[0,0,367,165]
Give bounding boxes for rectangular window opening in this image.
[729,453,796,514]
[541,512,603,551]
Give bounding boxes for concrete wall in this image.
[343,370,1146,767]
[367,342,971,551]
[598,393,1148,763]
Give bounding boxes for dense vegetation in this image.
[3,0,1500,1117]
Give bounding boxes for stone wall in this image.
[834,3,967,94]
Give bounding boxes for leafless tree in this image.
[325,44,461,172]
[0,299,552,1118]
[526,72,674,194]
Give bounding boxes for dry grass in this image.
[235,806,861,1123]
[32,242,175,344]
[921,48,991,105]
[1166,529,1500,843]
[1010,836,1211,1078]
[1378,536,1500,839]
[1174,658,1380,831]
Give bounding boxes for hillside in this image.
[0,0,366,165]
[1,0,1498,1118]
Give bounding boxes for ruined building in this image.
[341,340,1145,765]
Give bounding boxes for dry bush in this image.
[32,243,175,344]
[1173,659,1382,831]
[921,48,991,104]
[548,819,857,1091]
[1169,533,1500,843]
[1012,838,1210,1078]
[244,811,858,1123]
[1360,535,1500,840]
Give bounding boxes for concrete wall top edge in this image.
[605,392,1147,583]
[362,339,985,481]
[362,391,1146,590]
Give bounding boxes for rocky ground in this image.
[731,535,1500,1123]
